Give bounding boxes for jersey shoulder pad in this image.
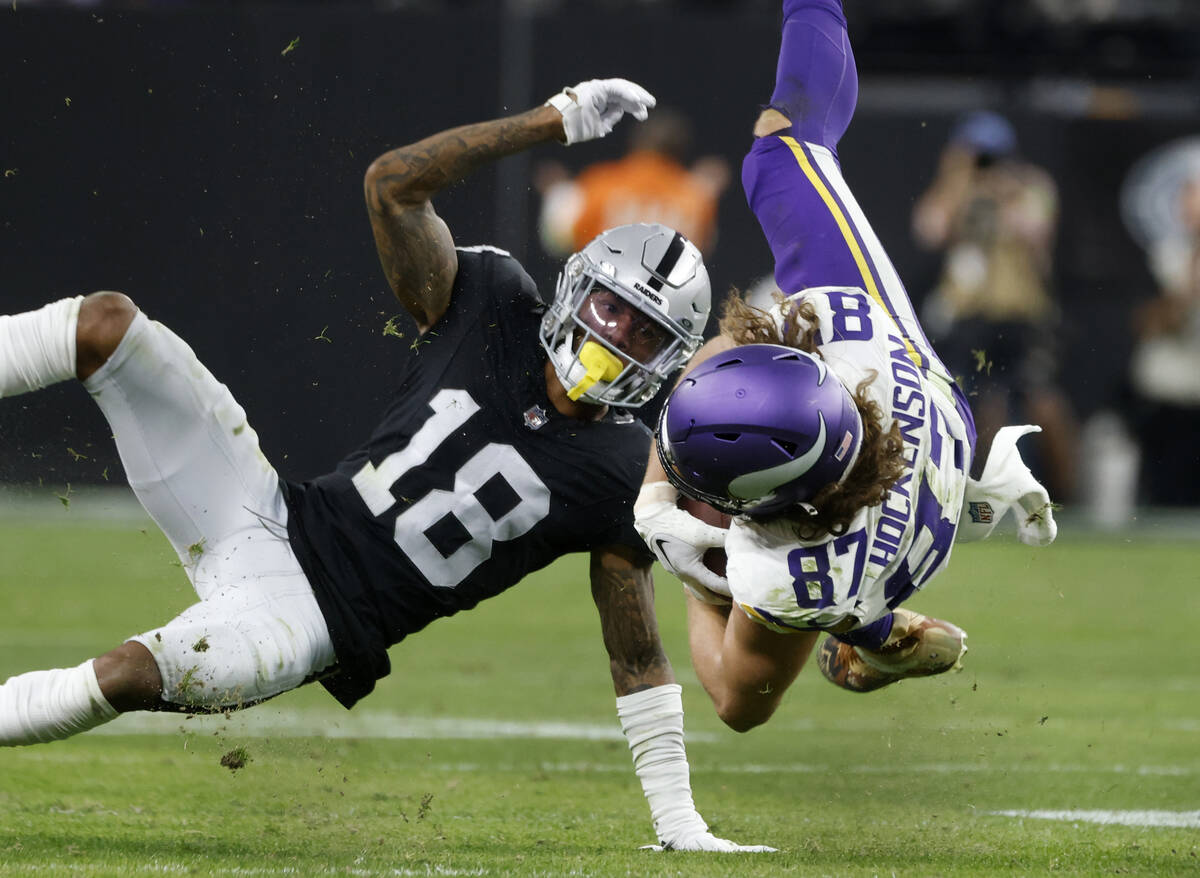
[455,244,545,310]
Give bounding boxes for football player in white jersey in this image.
[634,0,1057,732]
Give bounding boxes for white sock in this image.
[0,659,119,746]
[0,296,83,398]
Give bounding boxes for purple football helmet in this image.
[657,344,864,517]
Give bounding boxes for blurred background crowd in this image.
[3,0,1199,527]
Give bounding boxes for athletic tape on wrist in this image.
[615,683,708,841]
[634,481,677,514]
[544,91,574,114]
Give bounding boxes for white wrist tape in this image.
[0,296,83,398]
[616,683,708,843]
[634,481,677,514]
[544,91,574,114]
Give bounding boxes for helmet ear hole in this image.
[772,438,798,457]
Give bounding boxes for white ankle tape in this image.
[0,296,83,399]
[0,659,118,746]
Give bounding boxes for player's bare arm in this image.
[589,544,674,695]
[364,106,566,332]
[594,541,777,852]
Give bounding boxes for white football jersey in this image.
[725,287,971,632]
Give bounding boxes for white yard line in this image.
[0,865,493,877]
[422,761,1200,777]
[987,809,1200,828]
[66,710,1200,768]
[73,706,1200,741]
[85,708,718,743]
[13,733,1199,780]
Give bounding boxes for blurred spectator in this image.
[912,110,1078,503]
[1126,158,1200,506]
[535,107,729,258]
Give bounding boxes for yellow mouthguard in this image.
[567,341,624,401]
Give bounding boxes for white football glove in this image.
[957,425,1058,547]
[642,831,778,853]
[545,78,656,146]
[633,482,732,603]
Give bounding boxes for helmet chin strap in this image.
[566,340,624,401]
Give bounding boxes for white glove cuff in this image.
[634,481,677,515]
[544,91,574,114]
[616,684,708,844]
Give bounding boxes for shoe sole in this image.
[816,622,968,693]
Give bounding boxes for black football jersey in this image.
[283,247,654,708]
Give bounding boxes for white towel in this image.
[956,425,1058,547]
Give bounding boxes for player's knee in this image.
[93,641,164,713]
[76,291,138,380]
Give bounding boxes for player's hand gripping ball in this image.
[633,482,732,604]
[676,495,730,577]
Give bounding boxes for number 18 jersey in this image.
[283,247,653,708]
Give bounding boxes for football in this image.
[677,495,731,577]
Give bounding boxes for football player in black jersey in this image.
[0,78,774,852]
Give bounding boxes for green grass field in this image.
[0,503,1197,877]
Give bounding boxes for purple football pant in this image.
[744,0,977,453]
[768,0,857,155]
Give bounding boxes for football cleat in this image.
[816,609,967,693]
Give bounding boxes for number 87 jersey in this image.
[724,286,975,634]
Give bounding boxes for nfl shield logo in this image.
[523,405,549,431]
[968,501,994,524]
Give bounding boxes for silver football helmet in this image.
[540,223,711,408]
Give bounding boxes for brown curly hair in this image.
[718,290,906,541]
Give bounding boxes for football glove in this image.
[957,425,1057,547]
[633,482,732,602]
[642,831,778,853]
[545,78,656,146]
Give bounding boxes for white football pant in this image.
[86,311,336,709]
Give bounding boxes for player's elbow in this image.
[363,158,392,208]
[712,696,775,734]
[363,156,414,212]
[76,291,139,380]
